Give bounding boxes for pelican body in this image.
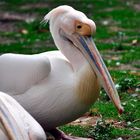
[0,5,123,139]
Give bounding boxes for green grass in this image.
[0,0,140,139]
[60,125,89,137]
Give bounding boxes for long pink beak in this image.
[74,35,124,114]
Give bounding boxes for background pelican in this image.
[0,91,46,140]
[0,5,123,139]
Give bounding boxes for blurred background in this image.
[0,0,140,139]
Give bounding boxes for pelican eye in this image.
[77,25,82,29]
[76,22,92,36]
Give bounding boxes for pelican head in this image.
[43,5,123,114]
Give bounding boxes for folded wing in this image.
[0,91,46,140]
[0,53,51,95]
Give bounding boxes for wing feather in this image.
[0,53,51,95]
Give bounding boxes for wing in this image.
[0,91,46,140]
[0,53,51,95]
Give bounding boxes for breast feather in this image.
[76,64,100,105]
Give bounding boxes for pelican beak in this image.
[72,35,124,114]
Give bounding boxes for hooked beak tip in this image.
[118,106,124,115]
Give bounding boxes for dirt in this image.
[69,115,126,129]
[20,3,49,10]
[0,21,18,32]
[69,116,101,126]
[109,26,124,32]
[134,4,140,11]
[109,64,140,71]
[0,12,37,23]
[0,37,16,44]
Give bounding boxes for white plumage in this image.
[0,5,123,139]
[0,51,92,129]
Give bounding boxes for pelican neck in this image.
[51,28,88,72]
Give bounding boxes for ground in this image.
[0,0,140,140]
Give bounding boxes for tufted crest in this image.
[41,5,74,25]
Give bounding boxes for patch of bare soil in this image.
[98,7,124,12]
[109,64,140,71]
[0,12,37,23]
[106,119,126,128]
[0,10,38,33]
[109,26,124,32]
[69,116,100,126]
[33,40,55,48]
[103,52,121,63]
[69,115,126,129]
[103,53,122,61]
[134,3,140,11]
[102,50,140,71]
[0,2,48,32]
[99,38,115,44]
[0,21,18,32]
[0,37,16,45]
[20,3,49,10]
[0,1,6,6]
[124,1,140,11]
[119,64,140,70]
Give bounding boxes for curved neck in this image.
[50,21,88,71]
[50,22,100,105]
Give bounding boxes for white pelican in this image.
[0,91,46,140]
[0,5,123,140]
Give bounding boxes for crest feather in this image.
[41,5,74,25]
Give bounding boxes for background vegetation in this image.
[0,0,140,139]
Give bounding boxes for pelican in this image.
[0,91,46,140]
[0,5,123,140]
